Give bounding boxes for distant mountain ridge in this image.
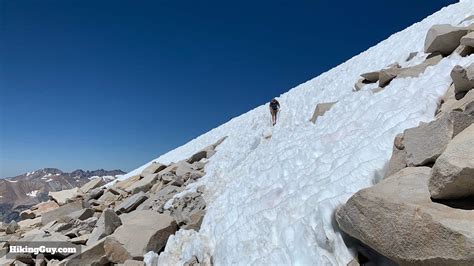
[0,168,125,222]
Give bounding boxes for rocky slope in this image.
[0,168,124,223]
[336,22,474,265]
[0,139,223,265]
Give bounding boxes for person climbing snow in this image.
[269,98,280,126]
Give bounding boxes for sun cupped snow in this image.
[116,1,474,265]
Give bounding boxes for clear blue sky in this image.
[0,0,456,177]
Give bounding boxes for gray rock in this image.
[336,167,474,265]
[41,201,84,225]
[361,71,379,82]
[187,150,208,164]
[17,217,42,229]
[137,185,183,213]
[70,234,90,245]
[378,66,400,88]
[58,238,108,266]
[403,112,474,166]
[461,31,474,47]
[125,173,159,194]
[114,192,148,214]
[88,208,122,245]
[97,191,120,206]
[170,191,206,230]
[451,64,474,97]
[429,124,474,199]
[310,101,337,123]
[453,44,474,57]
[48,188,81,206]
[110,210,177,260]
[465,100,474,115]
[397,54,443,79]
[80,178,105,194]
[424,24,469,55]
[6,221,19,234]
[384,134,407,178]
[103,236,132,264]
[19,210,36,220]
[140,162,166,176]
[439,86,474,116]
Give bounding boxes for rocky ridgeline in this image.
[0,137,226,265]
[336,23,474,265]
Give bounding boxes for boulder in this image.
[378,67,400,88]
[66,208,95,222]
[114,192,148,214]
[187,150,208,164]
[429,124,474,199]
[175,161,194,177]
[465,100,474,115]
[453,44,474,57]
[88,208,122,245]
[137,185,183,212]
[6,221,19,234]
[140,162,166,176]
[84,187,105,202]
[360,71,379,82]
[70,234,90,245]
[170,192,206,230]
[403,112,474,166]
[49,187,81,205]
[310,101,338,123]
[460,31,474,47]
[30,201,60,218]
[104,236,132,263]
[110,210,178,260]
[336,167,474,265]
[41,200,84,225]
[97,191,120,206]
[125,173,159,194]
[80,178,105,194]
[397,54,443,79]
[58,238,108,265]
[17,217,42,229]
[439,86,474,116]
[424,24,469,55]
[19,210,36,220]
[112,175,141,191]
[384,134,407,178]
[450,64,474,98]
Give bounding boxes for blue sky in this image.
[0,0,456,177]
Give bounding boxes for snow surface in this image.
[125,2,474,265]
[26,190,39,197]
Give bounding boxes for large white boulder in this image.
[336,167,474,265]
[424,24,470,55]
[429,124,474,199]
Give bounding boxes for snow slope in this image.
[120,1,474,265]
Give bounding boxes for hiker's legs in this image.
[271,110,277,125]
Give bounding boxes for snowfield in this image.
[117,1,474,265]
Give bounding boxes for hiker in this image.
[269,98,280,126]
